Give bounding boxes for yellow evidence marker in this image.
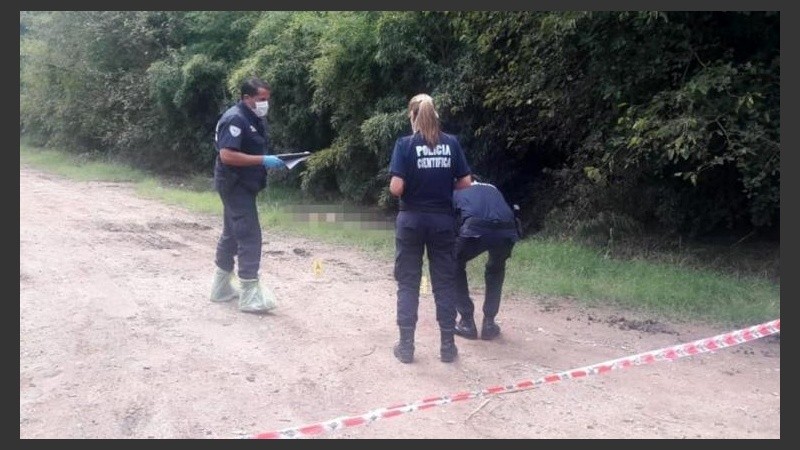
[312,259,324,277]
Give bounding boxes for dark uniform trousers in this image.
[215,182,262,280]
[454,235,515,320]
[394,211,458,330]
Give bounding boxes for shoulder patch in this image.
[229,125,241,137]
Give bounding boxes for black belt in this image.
[399,204,454,215]
[468,218,517,230]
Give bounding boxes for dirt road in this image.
[19,166,780,439]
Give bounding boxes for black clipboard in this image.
[274,151,312,170]
[275,151,312,162]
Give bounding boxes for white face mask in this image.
[254,100,269,118]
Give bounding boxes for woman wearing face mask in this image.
[209,77,287,313]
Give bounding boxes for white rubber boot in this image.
[210,267,238,302]
[239,278,277,313]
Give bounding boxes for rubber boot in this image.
[440,328,458,362]
[393,326,415,364]
[238,278,277,313]
[210,267,238,302]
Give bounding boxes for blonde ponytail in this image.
[408,93,441,148]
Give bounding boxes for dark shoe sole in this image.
[393,345,414,364]
[440,351,458,363]
[480,329,501,340]
[454,324,478,340]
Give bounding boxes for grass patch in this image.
[20,144,148,183]
[498,237,778,327]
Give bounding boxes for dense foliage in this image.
[20,11,779,239]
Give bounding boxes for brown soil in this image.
[19,167,780,439]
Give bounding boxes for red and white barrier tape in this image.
[247,318,780,439]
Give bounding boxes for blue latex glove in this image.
[262,155,286,169]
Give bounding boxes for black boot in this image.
[440,328,459,362]
[454,316,478,340]
[393,326,415,363]
[481,317,501,340]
